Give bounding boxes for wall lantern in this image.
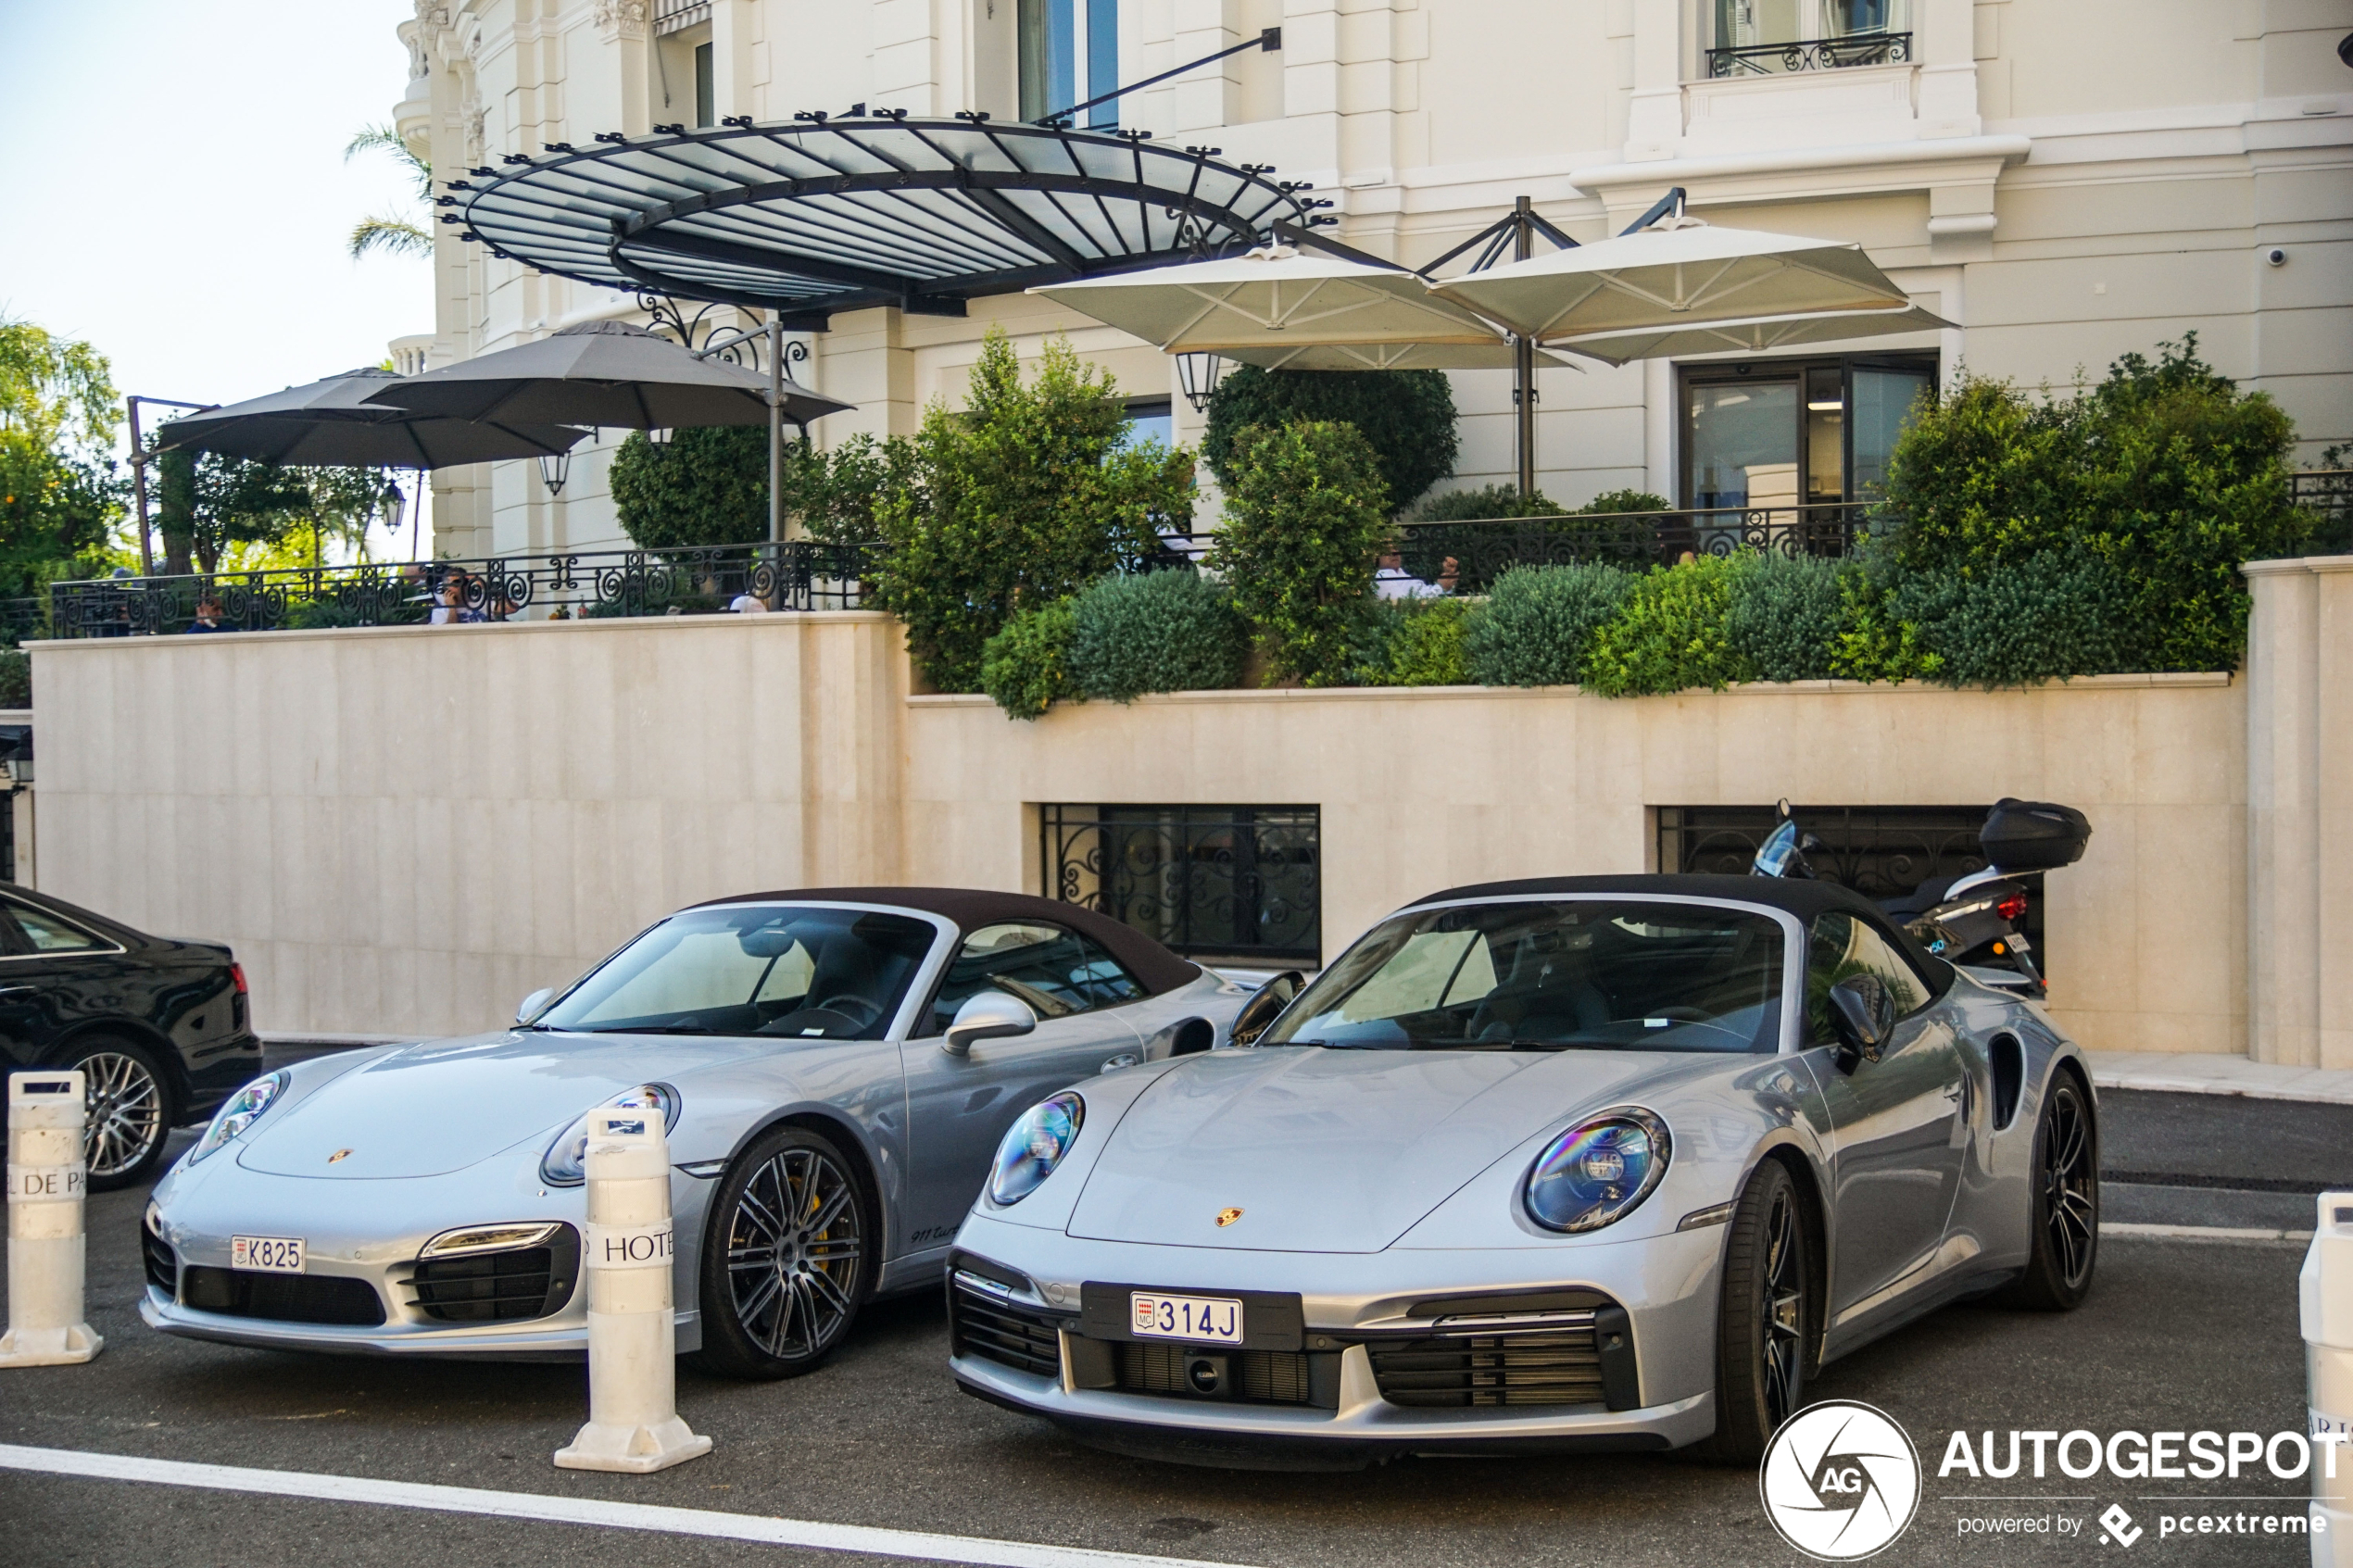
[1176,352,1227,413]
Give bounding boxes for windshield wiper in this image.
[577,1022,715,1035]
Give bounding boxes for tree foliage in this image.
[979,596,1077,721]
[0,317,122,596]
[344,124,434,260]
[869,327,1193,693]
[154,448,396,575]
[1582,554,1751,697]
[1207,420,1391,686]
[1202,365,1458,512]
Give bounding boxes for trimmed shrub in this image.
[1579,488,1671,515]
[1348,596,1472,687]
[610,425,769,549]
[1725,552,1845,683]
[1409,483,1566,521]
[1464,561,1631,688]
[980,597,1077,721]
[1067,569,1249,701]
[1210,420,1391,687]
[1887,553,2138,688]
[1583,555,1753,697]
[1203,366,1457,512]
[0,648,29,709]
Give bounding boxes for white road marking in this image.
[2100,1222,2314,1245]
[0,1444,1253,1568]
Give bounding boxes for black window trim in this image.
[913,918,1149,1037]
[0,895,123,960]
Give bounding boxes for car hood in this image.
[1063,1047,1720,1253]
[233,1030,746,1179]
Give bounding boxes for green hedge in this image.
[1208,420,1391,687]
[1583,553,1749,697]
[1724,552,1843,683]
[1203,366,1457,513]
[1464,561,1631,687]
[979,597,1077,721]
[1066,569,1249,703]
[1349,596,1472,686]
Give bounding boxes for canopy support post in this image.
[767,315,784,558]
[1513,196,1536,500]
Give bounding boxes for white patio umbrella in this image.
[1554,303,1954,367]
[1427,215,1915,345]
[1028,245,1567,370]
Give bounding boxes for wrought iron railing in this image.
[1706,31,1912,76]
[47,542,879,639]
[2295,469,2353,554]
[1390,502,1872,595]
[1041,804,1321,965]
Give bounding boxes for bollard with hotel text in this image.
[0,1072,103,1368]
[553,1104,711,1473]
[2309,1191,2353,1566]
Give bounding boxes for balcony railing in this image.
[1705,31,1912,76]
[47,542,878,639]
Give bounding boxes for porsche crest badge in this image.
[327,1148,353,1164]
[1215,1207,1243,1227]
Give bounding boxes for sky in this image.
[0,0,434,456]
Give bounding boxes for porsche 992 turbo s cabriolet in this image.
[948,874,2097,1469]
[141,888,1256,1377]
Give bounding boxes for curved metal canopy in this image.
[446,116,1322,328]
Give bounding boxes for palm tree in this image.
[345,124,434,260]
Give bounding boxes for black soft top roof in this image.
[692,885,1201,997]
[1405,873,1954,985]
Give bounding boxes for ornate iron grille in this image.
[1655,804,2047,971]
[2295,469,2353,554]
[1393,504,1869,595]
[1042,804,1320,965]
[1706,31,1912,76]
[48,541,878,638]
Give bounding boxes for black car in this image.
[0,885,262,1188]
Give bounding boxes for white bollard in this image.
[554,1105,711,1474]
[2307,1189,2353,1567]
[0,1071,103,1368]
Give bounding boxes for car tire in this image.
[693,1123,875,1381]
[1996,1072,2098,1311]
[1694,1158,1810,1466]
[63,1036,177,1191]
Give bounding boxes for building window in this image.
[1116,397,1172,452]
[1680,354,1935,514]
[1041,804,1321,965]
[1019,0,1119,125]
[1656,804,2046,972]
[1706,0,1912,76]
[694,41,715,127]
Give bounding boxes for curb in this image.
[2100,1222,2313,1246]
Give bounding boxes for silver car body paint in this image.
[142,900,1247,1357]
[949,890,2087,1453]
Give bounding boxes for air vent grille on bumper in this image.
[1368,1327,1606,1408]
[140,1219,177,1297]
[180,1266,387,1327]
[950,1279,1062,1378]
[1115,1342,1315,1405]
[402,1227,580,1323]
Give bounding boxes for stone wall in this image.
[36,596,2318,1061]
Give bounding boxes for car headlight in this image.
[1523,1109,1671,1234]
[988,1091,1083,1207]
[186,1072,290,1166]
[539,1084,681,1186]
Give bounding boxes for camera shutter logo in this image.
[1758,1400,1922,1561]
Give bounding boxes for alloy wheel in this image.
[1760,1185,1806,1425]
[78,1050,164,1180]
[724,1145,864,1361]
[2042,1086,2097,1289]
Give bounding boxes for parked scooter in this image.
[1750,798,2092,998]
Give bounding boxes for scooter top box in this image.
[1979,798,2092,872]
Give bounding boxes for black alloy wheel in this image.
[2000,1073,2098,1310]
[68,1038,174,1190]
[1698,1158,1810,1465]
[695,1123,873,1379]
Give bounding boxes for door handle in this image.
[1099,1052,1139,1073]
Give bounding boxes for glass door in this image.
[1686,378,1802,513]
[1848,364,1937,502]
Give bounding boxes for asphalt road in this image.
[0,1089,2341,1568]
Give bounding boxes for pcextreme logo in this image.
[1760,1400,1924,1561]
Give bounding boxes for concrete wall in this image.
[31,615,2270,1060]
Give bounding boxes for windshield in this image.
[1261,899,1786,1054]
[536,905,937,1040]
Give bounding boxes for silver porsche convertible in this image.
[948,874,2099,1468]
[142,888,1252,1377]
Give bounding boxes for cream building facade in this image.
[391,0,2353,559]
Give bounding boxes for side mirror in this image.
[516,986,556,1025]
[1228,970,1304,1047]
[1827,973,1894,1067]
[943,989,1036,1057]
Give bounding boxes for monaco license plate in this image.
[1130,1291,1244,1345]
[231,1236,305,1273]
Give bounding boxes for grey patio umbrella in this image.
[151,368,586,467]
[360,320,849,430]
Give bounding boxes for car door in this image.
[1805,909,1969,1323]
[896,920,1150,1251]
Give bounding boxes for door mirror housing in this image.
[1827,973,1894,1067]
[516,986,557,1025]
[1228,970,1304,1047]
[943,989,1037,1057]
